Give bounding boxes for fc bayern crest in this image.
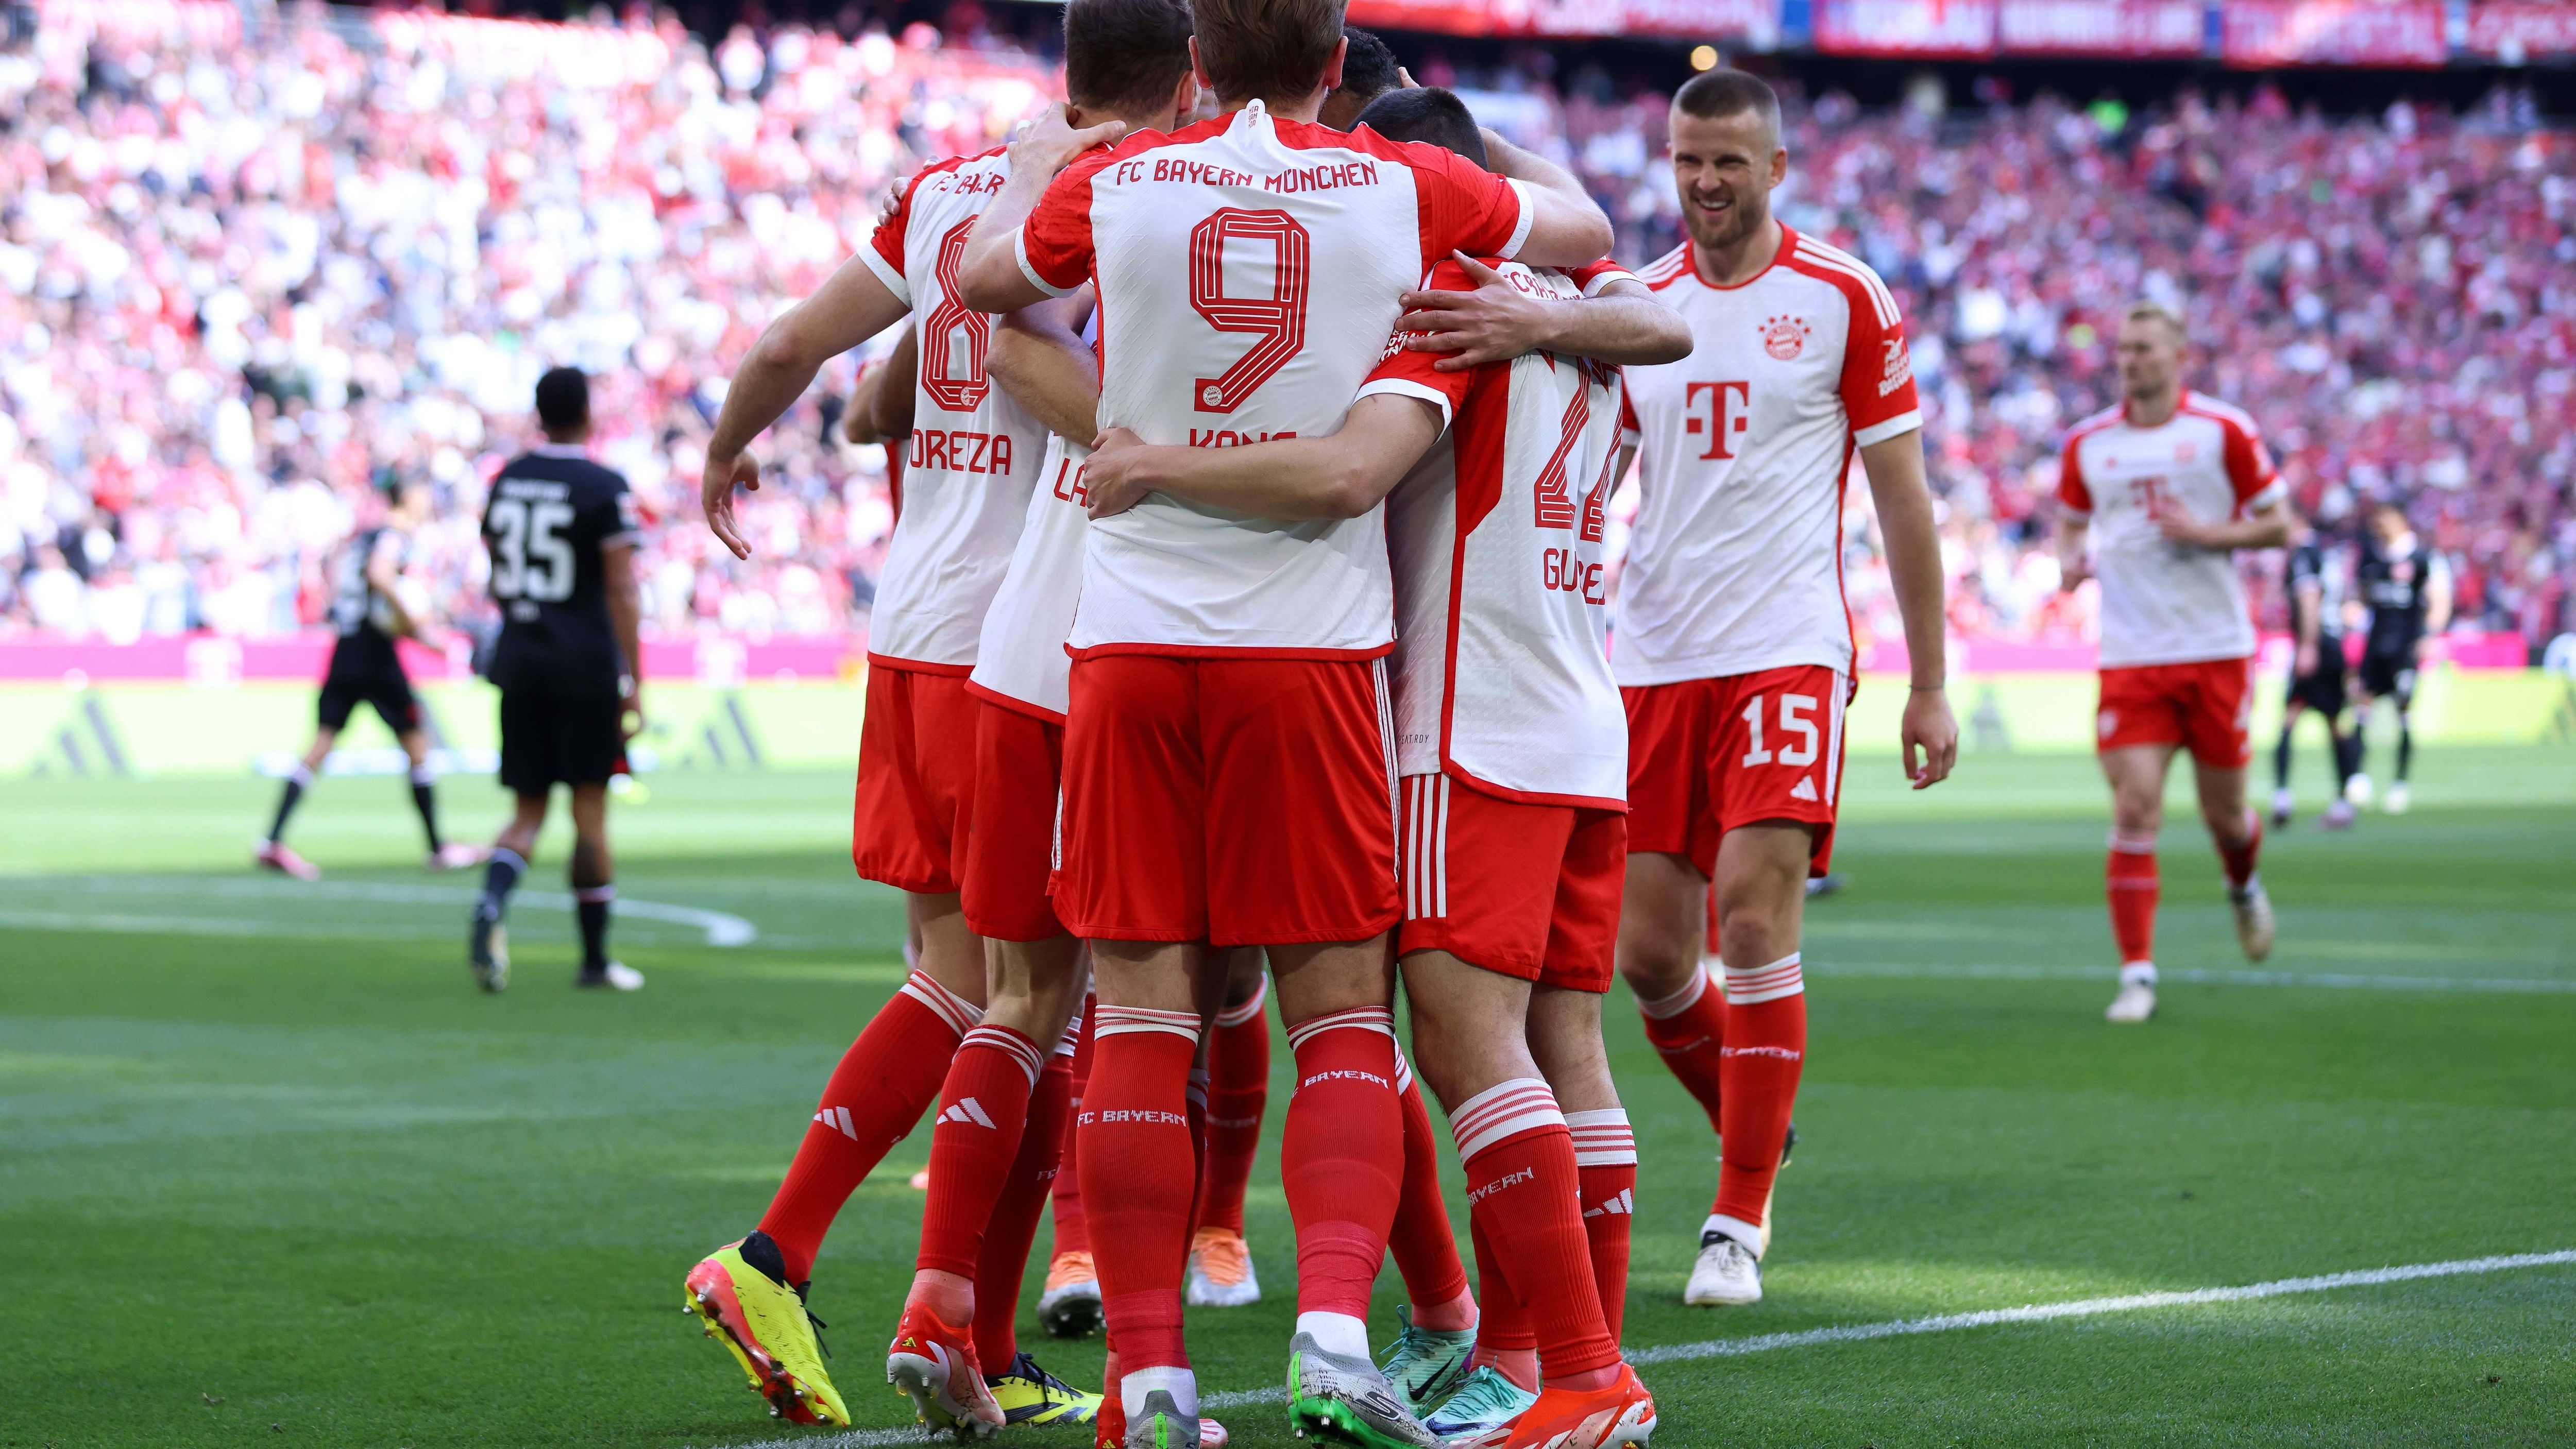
[1761,314,1810,361]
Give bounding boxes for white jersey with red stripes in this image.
[1363,257,1633,809]
[858,147,1048,670]
[1614,225,1922,685]
[1012,100,1534,659]
[2056,391,2284,668]
[968,434,1092,720]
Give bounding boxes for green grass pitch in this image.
[4,744,2572,1447]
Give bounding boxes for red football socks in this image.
[1388,1054,1472,1318]
[1449,1079,1620,1384]
[1636,962,1728,1136]
[1199,979,1269,1237]
[2216,808,2262,890]
[1050,996,1095,1260]
[918,1024,1046,1277]
[972,1047,1072,1370]
[1567,1109,1636,1345]
[1078,1005,1202,1371]
[1467,1215,1537,1391]
[1711,956,1805,1241]
[761,968,979,1283]
[1281,1006,1407,1326]
[2108,829,2160,967]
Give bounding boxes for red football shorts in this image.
[1396,773,1624,993]
[960,697,1066,942]
[1623,664,1848,879]
[2096,656,2255,768]
[851,662,978,893]
[1055,654,1399,948]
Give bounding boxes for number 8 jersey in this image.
[860,147,1049,671]
[1012,101,1533,658]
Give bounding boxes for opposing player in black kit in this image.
[2269,522,2360,830]
[2346,499,2451,815]
[468,368,648,992]
[257,476,485,880]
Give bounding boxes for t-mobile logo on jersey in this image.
[1685,381,1752,460]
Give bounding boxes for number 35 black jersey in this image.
[482,442,640,696]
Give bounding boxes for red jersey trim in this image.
[964,677,1067,724]
[1642,222,1799,294]
[1443,762,1626,814]
[866,652,976,677]
[1065,641,1396,663]
[2055,406,2124,516]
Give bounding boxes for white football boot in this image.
[2268,787,2295,829]
[2319,798,2357,831]
[2345,773,2374,808]
[2383,781,2411,815]
[2229,880,2276,962]
[1683,1230,1761,1306]
[2106,980,2157,1024]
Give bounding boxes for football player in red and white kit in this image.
[2054,302,2291,1026]
[679,3,1195,1430]
[1611,70,1957,1311]
[1081,82,1686,1449]
[955,1,1614,1441]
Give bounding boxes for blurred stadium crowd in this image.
[2,3,2570,657]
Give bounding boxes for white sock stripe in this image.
[410,764,437,787]
[1215,974,1269,1028]
[961,1026,1047,1086]
[900,970,983,1036]
[1563,1108,1631,1129]
[1636,962,1711,1019]
[287,763,315,787]
[1724,953,1806,1005]
[1572,1144,1639,1167]
[1449,1078,1565,1160]
[1393,1051,1414,1094]
[1283,1005,1396,1049]
[1723,952,1803,987]
[1094,1004,1202,1043]
[2108,828,2159,854]
[1054,1020,1082,1057]
[1825,672,1846,804]
[491,847,528,872]
[573,884,617,904]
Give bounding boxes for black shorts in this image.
[2356,649,2417,706]
[499,689,623,795]
[2284,640,2346,717]
[318,659,419,735]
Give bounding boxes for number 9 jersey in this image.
[1012,100,1533,659]
[483,441,642,696]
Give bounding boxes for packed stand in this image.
[3,8,2571,658]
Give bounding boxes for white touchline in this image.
[1807,961,2576,995]
[0,877,758,947]
[703,1249,2576,1447]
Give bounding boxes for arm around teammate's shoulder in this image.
[1081,395,1446,524]
[1477,129,1614,268]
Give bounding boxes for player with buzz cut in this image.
[678,36,1093,1425]
[2345,497,2449,816]
[256,474,487,882]
[1079,81,1688,1449]
[468,367,646,996]
[1612,69,1957,1311]
[2054,301,2293,1026]
[955,0,1615,1441]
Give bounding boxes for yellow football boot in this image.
[987,1351,1103,1427]
[683,1231,850,1426]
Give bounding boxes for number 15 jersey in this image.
[1013,101,1534,659]
[1616,226,1921,686]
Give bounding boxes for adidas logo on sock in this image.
[815,1105,859,1140]
[938,1098,998,1129]
[1790,776,1818,802]
[1583,1189,1635,1219]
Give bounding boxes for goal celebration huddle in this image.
[674,3,2295,1445]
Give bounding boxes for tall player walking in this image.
[957,6,1614,1442]
[2055,302,2293,1025]
[1610,71,1957,1310]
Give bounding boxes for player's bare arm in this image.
[842,326,917,447]
[989,288,1101,445]
[2154,498,2294,553]
[364,542,420,640]
[2420,556,2453,660]
[602,539,645,740]
[1860,429,1959,788]
[1476,127,1616,267]
[1081,394,1443,522]
[702,255,910,559]
[1398,259,1690,371]
[955,106,1129,314]
[2055,513,2092,591]
[2292,566,2324,676]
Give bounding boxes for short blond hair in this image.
[2123,300,2187,342]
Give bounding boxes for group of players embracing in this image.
[679,4,1963,1446]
